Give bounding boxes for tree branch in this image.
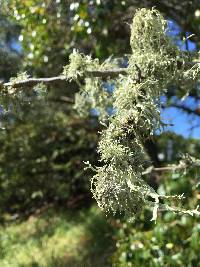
[143,158,200,175]
[0,61,199,90]
[2,76,67,88]
[0,68,127,89]
[48,96,74,103]
[142,165,184,175]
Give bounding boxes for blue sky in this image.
[161,98,200,138]
[161,19,200,139]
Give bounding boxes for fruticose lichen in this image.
[63,49,117,121]
[64,8,200,220]
[90,8,200,219]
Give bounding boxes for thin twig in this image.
[0,68,127,89]
[2,76,66,88]
[142,165,183,175]
[165,205,200,216]
[85,68,127,78]
[142,163,199,175]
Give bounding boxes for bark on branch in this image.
[0,68,127,89]
[143,160,200,175]
[0,61,199,90]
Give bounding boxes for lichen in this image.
[74,77,114,121]
[63,49,117,121]
[60,8,200,220]
[0,72,47,121]
[63,49,97,80]
[90,8,200,220]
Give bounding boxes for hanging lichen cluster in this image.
[60,8,200,220]
[63,50,116,121]
[88,8,200,219]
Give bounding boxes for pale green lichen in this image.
[74,77,114,121]
[63,49,97,80]
[89,8,200,220]
[63,49,117,121]
[0,72,47,120]
[40,8,200,220]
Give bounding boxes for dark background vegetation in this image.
[0,1,200,266]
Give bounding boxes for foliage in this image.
[2,0,130,70]
[0,12,21,80]
[0,205,115,267]
[0,2,100,214]
[0,48,20,81]
[111,170,200,267]
[156,132,200,163]
[0,98,98,214]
